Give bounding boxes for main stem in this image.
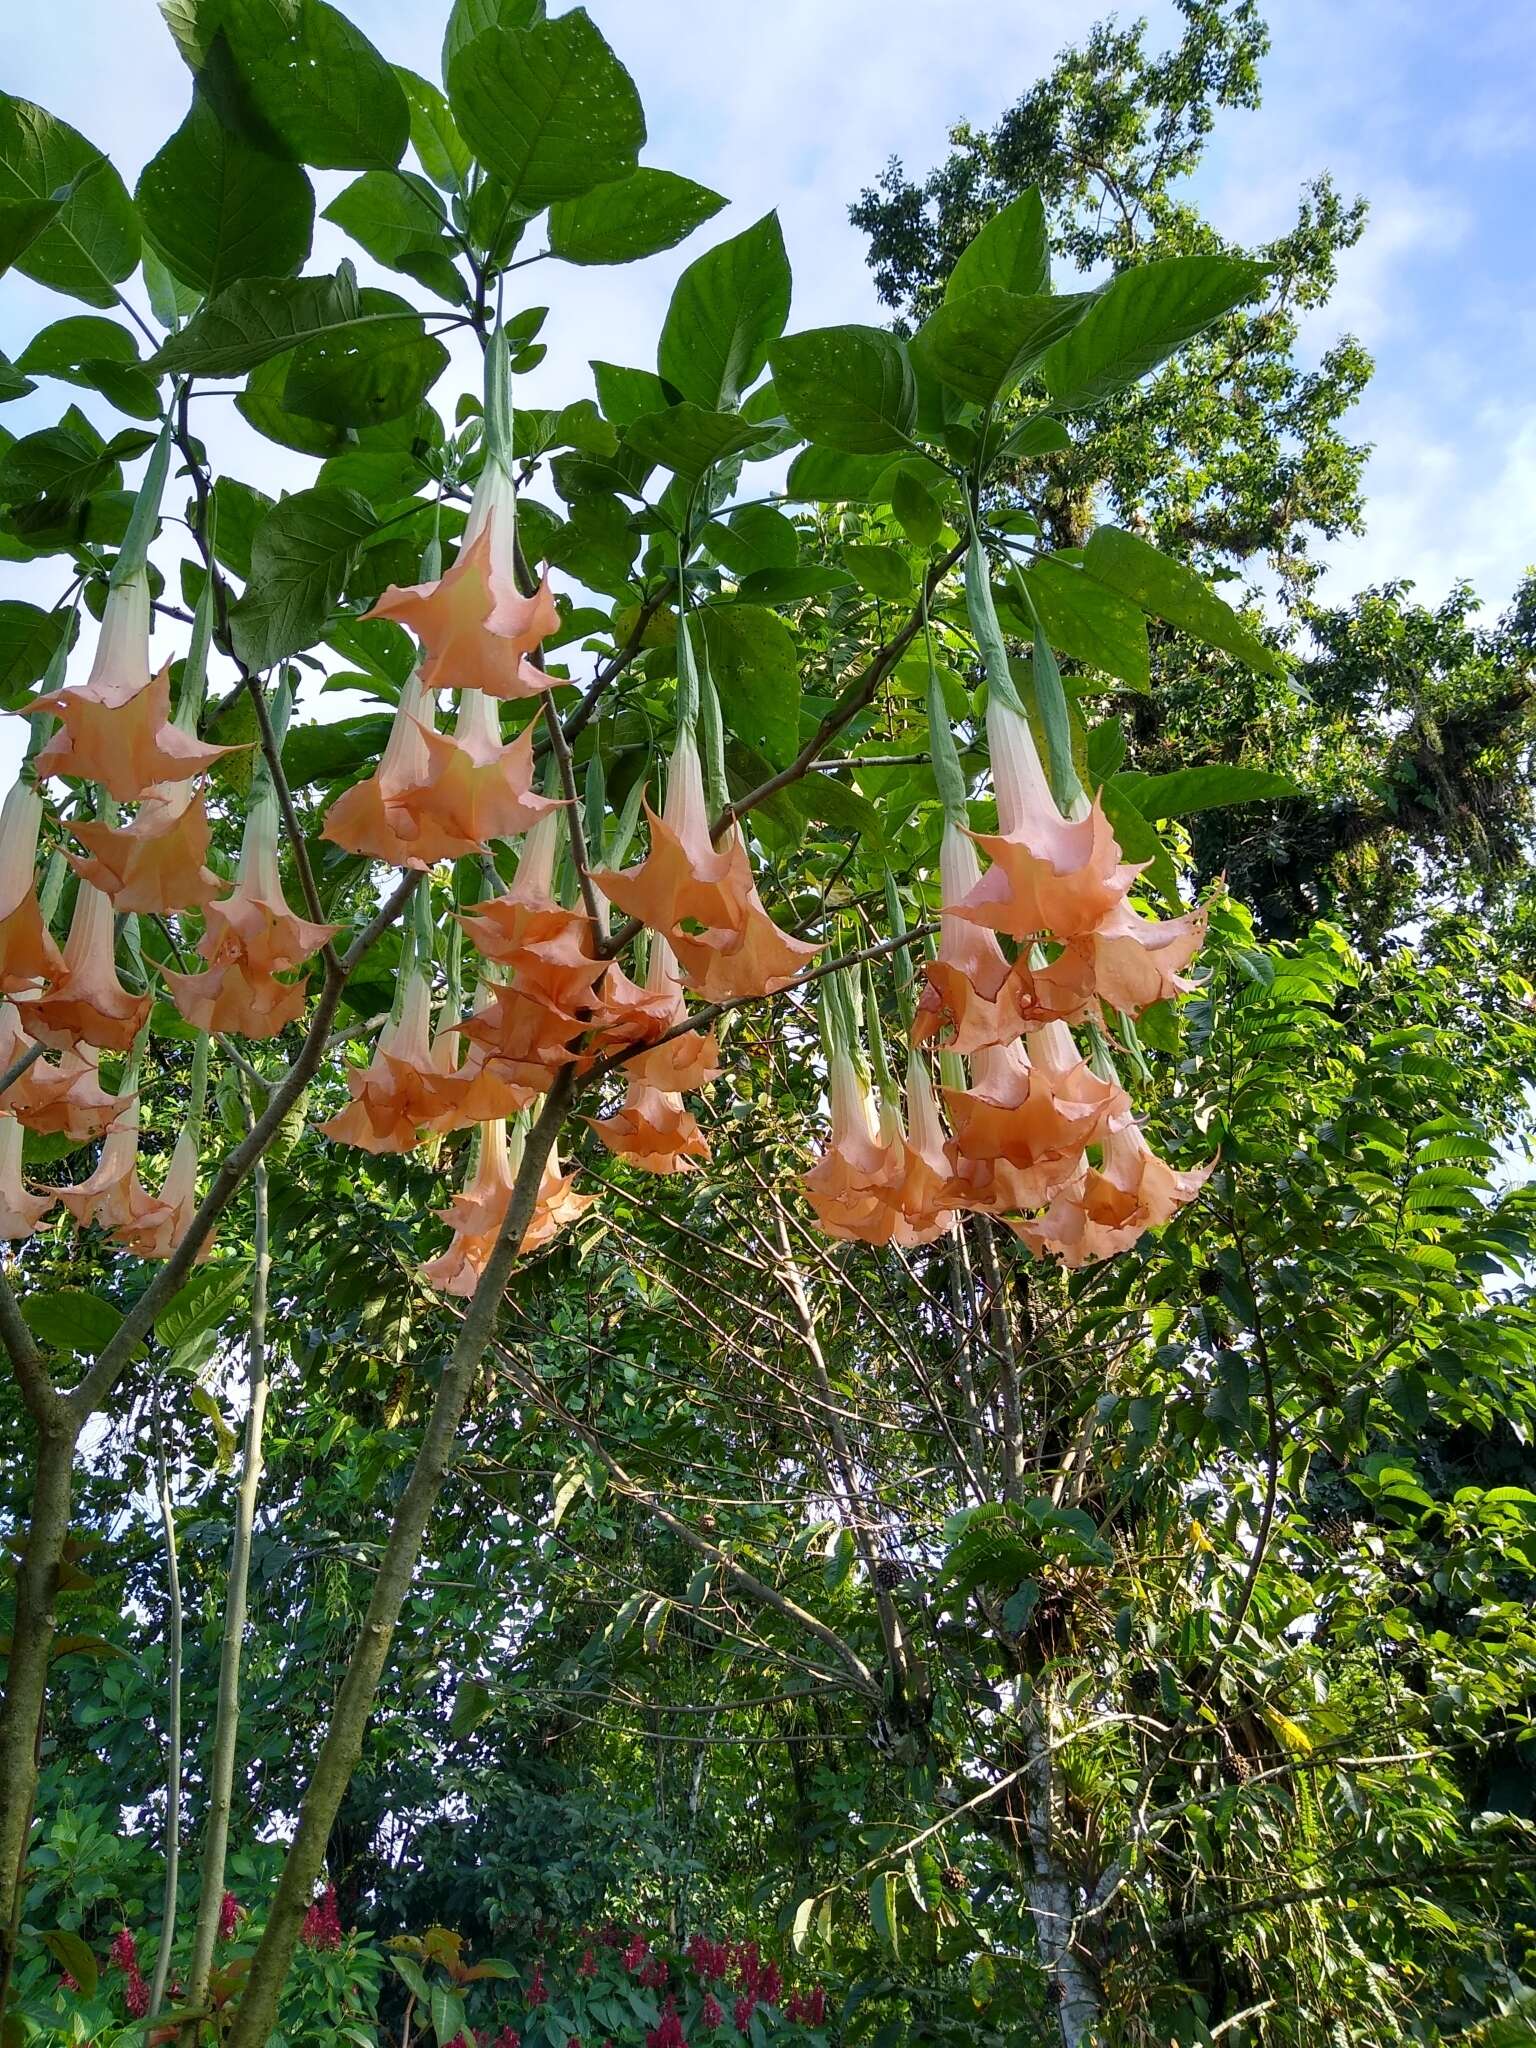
[148,1439,183,2018]
[180,1150,272,2040]
[223,1075,575,2048]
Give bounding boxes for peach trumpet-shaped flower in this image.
[899,1053,957,1244]
[667,865,818,1003]
[32,572,237,803]
[595,725,755,940]
[0,1112,55,1238]
[401,690,562,857]
[6,1026,119,1139]
[458,813,605,1021]
[1029,896,1210,1020]
[803,1043,908,1246]
[113,1124,210,1262]
[364,459,560,700]
[0,779,66,993]
[524,1132,597,1253]
[954,694,1138,944]
[320,672,438,869]
[590,1081,710,1174]
[165,792,338,1038]
[421,985,549,1131]
[944,1025,1124,1215]
[320,969,454,1153]
[913,820,1036,1053]
[1012,1116,1212,1267]
[605,937,721,1093]
[20,879,151,1052]
[68,782,220,915]
[55,1090,162,1234]
[421,1117,594,1295]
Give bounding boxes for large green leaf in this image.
[591,360,669,428]
[448,10,645,212]
[395,67,472,194]
[179,0,409,172]
[1040,255,1271,411]
[150,266,381,378]
[0,196,61,276]
[22,1288,123,1356]
[699,604,801,768]
[1015,554,1150,691]
[1082,524,1284,678]
[657,213,791,413]
[0,352,34,403]
[620,404,775,482]
[0,94,139,307]
[155,1260,253,1351]
[1114,764,1297,818]
[550,168,725,266]
[913,287,1094,406]
[236,350,352,456]
[440,0,543,76]
[946,187,1049,300]
[323,171,456,295]
[137,88,314,293]
[229,486,374,671]
[0,599,75,707]
[282,288,449,428]
[15,317,159,422]
[784,445,915,504]
[704,505,799,576]
[768,326,916,455]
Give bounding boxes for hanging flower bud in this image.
[898,1053,956,1242]
[0,1112,55,1238]
[20,880,151,1052]
[0,779,66,992]
[803,1035,906,1246]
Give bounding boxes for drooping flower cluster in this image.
[110,1926,149,2018]
[300,1883,343,1951]
[805,550,1208,1266]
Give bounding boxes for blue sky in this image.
[3,0,1533,734]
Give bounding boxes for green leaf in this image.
[0,352,35,404]
[236,350,352,456]
[620,403,774,481]
[699,604,801,769]
[1002,414,1071,461]
[842,544,912,604]
[0,196,61,276]
[784,446,914,504]
[890,468,942,548]
[768,325,915,455]
[947,187,1049,300]
[870,1872,899,1954]
[283,711,392,786]
[0,94,139,307]
[790,1895,816,1953]
[448,10,645,213]
[16,316,137,382]
[1015,555,1150,691]
[323,171,457,294]
[150,265,371,378]
[390,1954,433,2006]
[591,360,669,428]
[658,212,791,412]
[21,1288,123,1356]
[156,1261,253,1351]
[704,504,799,576]
[1082,524,1284,678]
[914,287,1094,406]
[968,1953,996,2009]
[395,66,472,193]
[137,88,314,293]
[187,0,409,172]
[1040,255,1271,411]
[229,486,374,671]
[0,599,75,706]
[283,288,449,428]
[550,167,725,266]
[441,0,543,76]
[41,1931,98,2001]
[1113,764,1297,818]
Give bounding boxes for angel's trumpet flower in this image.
[422,1116,593,1295]
[898,1053,956,1243]
[365,340,559,699]
[32,570,235,802]
[404,690,561,855]
[55,1086,161,1234]
[68,782,220,915]
[8,1032,119,1139]
[803,1038,907,1246]
[606,937,720,1093]
[1013,1116,1212,1267]
[944,1024,1122,1215]
[914,819,1036,1052]
[422,984,549,1130]
[590,949,713,1175]
[0,779,65,993]
[320,672,437,869]
[0,1112,55,1239]
[165,775,338,1038]
[458,812,604,1021]
[320,968,451,1153]
[113,1124,209,1262]
[1030,896,1210,1020]
[525,1131,596,1253]
[20,879,151,1052]
[595,724,755,939]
